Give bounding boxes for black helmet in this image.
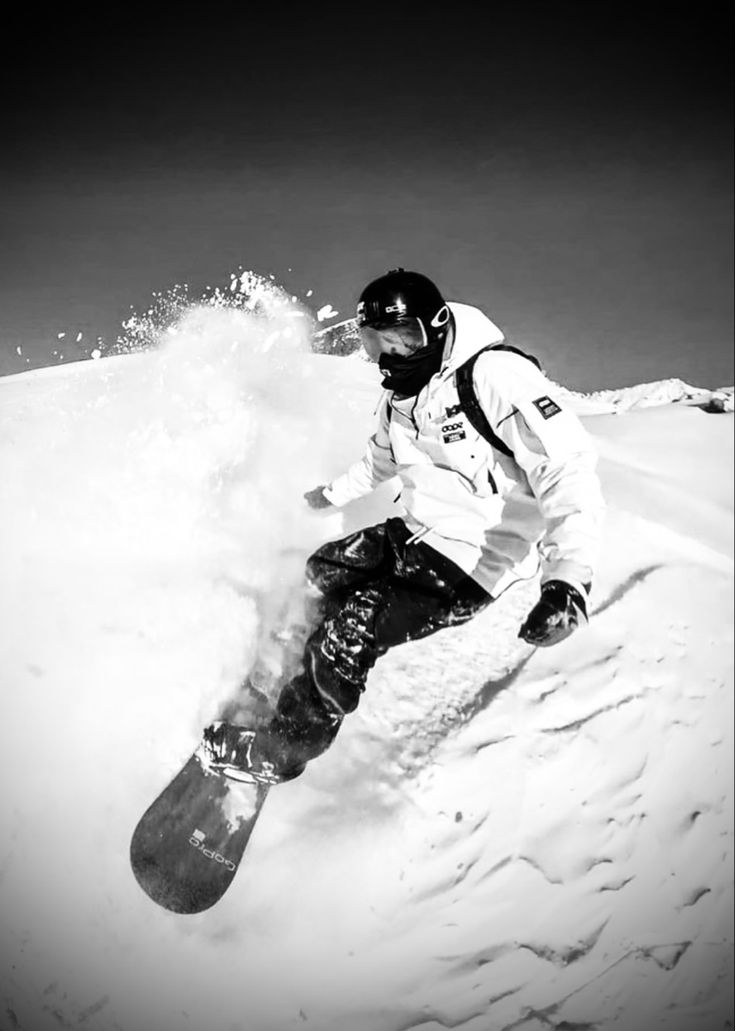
[356,268,451,347]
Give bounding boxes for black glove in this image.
[519,580,588,647]
[304,485,333,510]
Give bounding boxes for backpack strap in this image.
[488,343,542,370]
[455,344,541,458]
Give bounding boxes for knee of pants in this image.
[307,603,380,717]
[305,525,387,595]
[305,551,329,591]
[306,633,366,717]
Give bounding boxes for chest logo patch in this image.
[444,404,462,418]
[533,396,562,420]
[442,420,466,443]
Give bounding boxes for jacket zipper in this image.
[410,397,420,438]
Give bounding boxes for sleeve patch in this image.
[533,396,562,420]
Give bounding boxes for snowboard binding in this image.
[199,722,283,786]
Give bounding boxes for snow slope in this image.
[0,304,732,1031]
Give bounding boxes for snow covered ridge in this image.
[309,308,734,413]
[7,265,732,413]
[3,332,732,420]
[554,378,734,415]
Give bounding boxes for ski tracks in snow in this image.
[293,554,733,1031]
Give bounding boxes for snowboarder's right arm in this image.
[306,396,396,508]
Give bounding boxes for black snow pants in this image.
[257,517,492,778]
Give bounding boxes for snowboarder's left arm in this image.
[473,352,605,614]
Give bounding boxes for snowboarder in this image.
[203,268,605,783]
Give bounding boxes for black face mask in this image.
[378,336,445,396]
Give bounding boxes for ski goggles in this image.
[357,317,427,352]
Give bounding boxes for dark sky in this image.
[1,4,732,388]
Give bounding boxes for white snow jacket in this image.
[324,302,605,599]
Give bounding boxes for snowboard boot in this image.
[200,721,305,785]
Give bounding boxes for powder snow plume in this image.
[0,287,369,794]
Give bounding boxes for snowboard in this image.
[130,734,270,914]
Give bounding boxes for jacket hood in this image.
[440,302,505,375]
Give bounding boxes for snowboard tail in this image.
[130,747,269,914]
